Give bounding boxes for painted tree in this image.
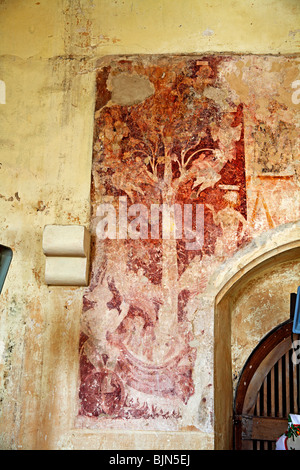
[94,59,242,345]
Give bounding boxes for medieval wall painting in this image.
[76,56,300,430]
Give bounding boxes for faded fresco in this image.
[76,56,300,430]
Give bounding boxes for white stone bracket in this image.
[42,225,90,286]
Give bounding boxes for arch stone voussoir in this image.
[212,220,300,305]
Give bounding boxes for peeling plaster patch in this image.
[0,193,19,202]
[203,86,229,110]
[107,72,155,106]
[202,29,214,37]
[36,200,47,212]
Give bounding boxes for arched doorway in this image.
[233,320,299,450]
[213,229,300,450]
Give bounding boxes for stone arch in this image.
[213,220,300,449]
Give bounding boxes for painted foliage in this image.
[77,56,300,430]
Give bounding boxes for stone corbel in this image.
[42,225,90,286]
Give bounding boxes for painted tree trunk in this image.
[157,145,179,338]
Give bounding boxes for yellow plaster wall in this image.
[0,0,299,450]
[1,0,300,58]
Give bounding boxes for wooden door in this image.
[234,321,300,450]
